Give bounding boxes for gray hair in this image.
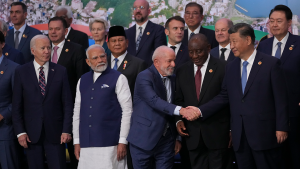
[30,35,49,53]
[86,44,105,58]
[152,46,174,61]
[56,6,73,18]
[0,20,8,33]
[89,18,109,32]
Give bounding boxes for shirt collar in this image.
[219,43,230,51]
[168,42,181,49]
[14,23,26,33]
[33,59,49,71]
[188,25,201,35]
[241,49,257,65]
[136,20,149,31]
[0,55,4,65]
[194,54,210,68]
[273,32,289,48]
[65,27,71,38]
[52,39,65,49]
[111,51,128,63]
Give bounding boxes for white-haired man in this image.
[55,6,89,50]
[73,44,133,169]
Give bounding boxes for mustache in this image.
[97,63,105,67]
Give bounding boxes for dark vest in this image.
[79,68,122,148]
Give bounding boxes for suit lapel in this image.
[66,28,75,41]
[29,62,42,96]
[57,41,71,64]
[175,44,185,66]
[210,46,219,59]
[265,37,274,56]
[18,25,30,50]
[149,65,166,100]
[281,33,296,65]
[183,29,188,45]
[44,63,55,100]
[0,57,8,81]
[136,21,153,54]
[127,25,136,54]
[227,51,235,62]
[6,30,15,46]
[185,61,198,102]
[117,53,132,73]
[232,58,243,96]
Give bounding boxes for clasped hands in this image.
[179,106,201,121]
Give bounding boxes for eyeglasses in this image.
[132,6,146,11]
[184,12,200,17]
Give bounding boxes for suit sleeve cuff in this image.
[119,137,128,145]
[17,133,26,138]
[176,120,182,126]
[174,106,182,116]
[73,138,80,145]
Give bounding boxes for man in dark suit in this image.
[256,5,300,169]
[176,34,230,169]
[127,46,201,169]
[0,31,19,169]
[183,2,218,49]
[165,16,190,71]
[12,35,73,169]
[5,2,41,63]
[210,18,235,62]
[0,19,24,65]
[48,17,89,169]
[125,0,167,67]
[55,6,89,50]
[195,23,289,169]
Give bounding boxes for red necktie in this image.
[195,65,202,101]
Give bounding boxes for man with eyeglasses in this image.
[183,2,218,49]
[126,0,167,67]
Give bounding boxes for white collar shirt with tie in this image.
[135,20,149,42]
[193,54,210,92]
[14,23,26,43]
[218,43,231,61]
[33,60,49,84]
[159,74,172,103]
[272,32,289,57]
[167,42,182,56]
[240,49,257,80]
[51,40,65,63]
[110,51,128,69]
[188,25,201,40]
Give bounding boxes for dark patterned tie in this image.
[136,27,143,51]
[162,77,169,136]
[39,66,46,96]
[190,32,195,39]
[195,65,203,101]
[220,48,227,61]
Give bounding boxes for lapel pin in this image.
[5,52,8,56]
[65,49,69,52]
[123,60,128,70]
[180,50,182,52]
[0,71,3,74]
[22,34,27,38]
[291,45,294,47]
[258,61,262,65]
[67,39,70,42]
[147,32,150,35]
[209,69,213,73]
[51,69,54,71]
[289,47,293,50]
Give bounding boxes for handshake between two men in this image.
[179,106,201,121]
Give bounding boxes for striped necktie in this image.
[39,66,46,96]
[136,27,143,51]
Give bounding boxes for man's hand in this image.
[0,114,3,121]
[61,133,72,144]
[176,121,189,137]
[74,144,80,160]
[180,107,200,121]
[228,131,232,148]
[174,140,181,155]
[117,143,127,161]
[276,131,288,144]
[18,134,31,148]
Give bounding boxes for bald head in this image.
[134,0,149,9]
[133,0,150,24]
[188,33,210,66]
[189,33,209,45]
[152,46,176,76]
[215,18,233,47]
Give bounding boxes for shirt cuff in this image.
[17,133,26,138]
[199,108,203,117]
[174,106,182,116]
[73,138,80,145]
[119,137,128,145]
[176,120,182,126]
[176,135,182,142]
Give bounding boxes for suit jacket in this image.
[2,44,24,65]
[199,51,289,151]
[183,26,218,49]
[126,21,167,66]
[257,33,300,117]
[127,65,177,150]
[174,44,190,71]
[12,62,73,144]
[5,25,42,63]
[66,27,89,50]
[107,53,147,96]
[210,46,235,62]
[175,57,229,150]
[0,57,19,140]
[56,41,90,100]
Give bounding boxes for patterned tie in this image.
[136,27,143,51]
[162,77,169,136]
[190,32,195,39]
[195,65,203,101]
[274,42,282,59]
[52,46,59,63]
[14,31,20,49]
[220,48,227,61]
[113,58,118,70]
[241,61,249,94]
[39,66,46,96]
[170,46,176,52]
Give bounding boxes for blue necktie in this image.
[39,66,46,96]
[136,27,142,51]
[274,42,282,59]
[113,58,118,70]
[190,32,195,39]
[241,61,248,94]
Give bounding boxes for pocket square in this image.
[101,84,109,88]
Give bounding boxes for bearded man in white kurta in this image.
[72,44,132,169]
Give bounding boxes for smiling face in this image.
[269,11,291,40]
[31,38,51,65]
[188,37,210,66]
[48,20,68,44]
[153,48,176,76]
[10,5,27,26]
[165,20,185,45]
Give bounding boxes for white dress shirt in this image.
[110,51,128,69]
[194,54,210,92]
[167,42,181,56]
[14,23,26,43]
[135,20,149,42]
[240,49,257,80]
[187,25,201,40]
[65,27,71,39]
[51,40,65,62]
[218,43,231,61]
[272,32,289,57]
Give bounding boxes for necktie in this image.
[190,32,195,39]
[274,42,282,59]
[195,65,203,101]
[136,27,142,51]
[39,66,46,96]
[220,48,227,61]
[52,46,59,63]
[162,77,169,136]
[241,61,248,94]
[14,31,20,49]
[170,46,176,52]
[113,58,119,70]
